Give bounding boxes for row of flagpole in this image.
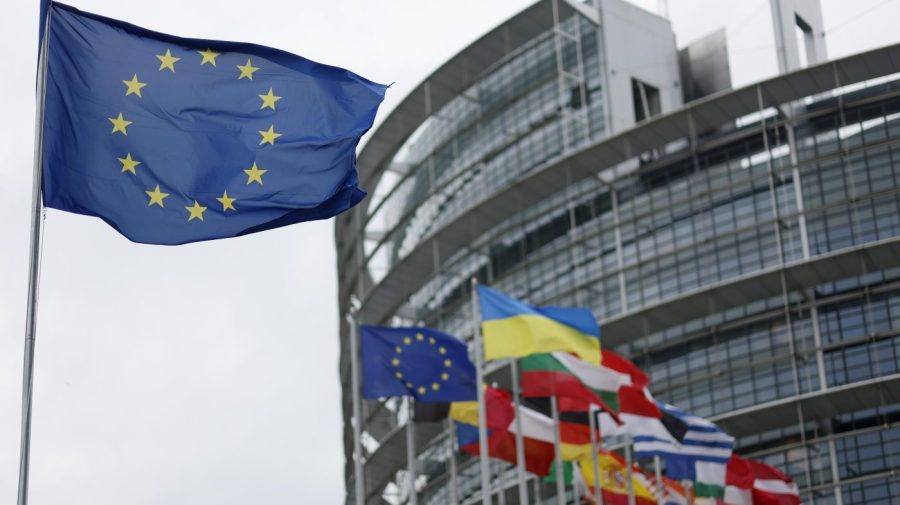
[346,284,748,505]
[346,277,648,505]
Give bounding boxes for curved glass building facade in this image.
[336,1,900,504]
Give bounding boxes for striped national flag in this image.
[722,454,801,505]
[595,385,686,448]
[632,402,734,499]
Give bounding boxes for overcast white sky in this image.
[0,0,898,503]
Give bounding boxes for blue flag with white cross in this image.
[41,2,386,245]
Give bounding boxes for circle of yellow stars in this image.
[109,47,285,222]
[392,332,452,396]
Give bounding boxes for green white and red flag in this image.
[519,351,634,415]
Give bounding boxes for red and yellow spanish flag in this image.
[478,286,601,365]
[578,450,657,505]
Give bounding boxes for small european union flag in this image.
[41,3,386,245]
[361,326,477,402]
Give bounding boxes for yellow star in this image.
[237,58,259,80]
[197,48,220,66]
[428,337,436,345]
[405,382,413,389]
[243,162,267,185]
[216,190,236,211]
[403,337,412,345]
[443,359,452,368]
[156,49,181,72]
[122,74,147,97]
[431,383,439,391]
[438,347,446,355]
[117,153,141,175]
[416,333,424,341]
[185,200,207,221]
[258,125,282,145]
[391,358,400,366]
[441,373,449,381]
[258,88,282,110]
[417,386,426,395]
[395,346,402,353]
[108,113,132,135]
[145,184,169,207]
[395,371,403,379]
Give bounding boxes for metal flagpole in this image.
[494,460,506,505]
[623,434,636,505]
[550,396,566,505]
[405,397,418,505]
[18,11,51,505]
[653,455,663,503]
[508,359,530,505]
[447,418,460,505]
[588,409,603,505]
[470,278,492,505]
[346,310,366,505]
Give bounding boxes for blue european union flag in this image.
[41,3,386,245]
[361,326,477,402]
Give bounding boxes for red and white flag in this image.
[723,454,801,505]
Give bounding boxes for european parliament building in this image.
[335,0,900,503]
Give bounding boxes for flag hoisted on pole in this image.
[40,2,386,245]
[632,402,734,499]
[360,326,477,402]
[20,3,386,504]
[478,285,601,365]
[577,449,657,505]
[723,454,801,505]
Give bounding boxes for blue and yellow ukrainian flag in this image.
[41,3,386,245]
[478,286,601,365]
